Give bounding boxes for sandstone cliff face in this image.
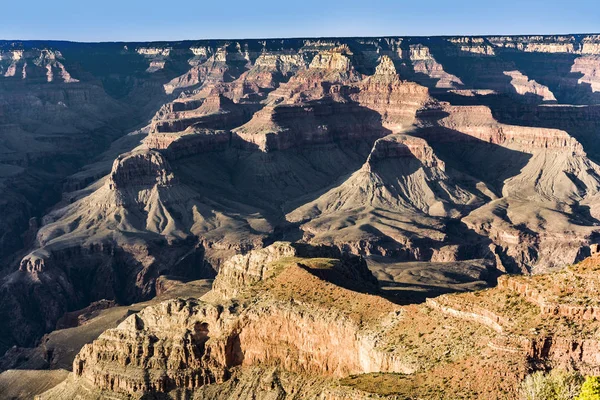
[365,134,443,168]
[74,299,234,393]
[351,57,430,132]
[414,102,600,272]
[447,37,496,56]
[135,46,173,73]
[48,240,600,399]
[417,103,583,151]
[0,48,78,83]
[572,55,600,92]
[408,44,465,89]
[503,70,557,101]
[582,35,600,55]
[488,35,600,55]
[263,45,363,106]
[53,243,407,398]
[233,53,429,152]
[488,35,577,54]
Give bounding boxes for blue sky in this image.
[2,0,599,42]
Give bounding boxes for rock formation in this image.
[1,34,600,399]
[40,243,409,398]
[503,70,557,101]
[39,247,600,399]
[286,133,484,257]
[407,44,465,89]
[572,55,600,92]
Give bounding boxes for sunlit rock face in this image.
[572,55,600,92]
[59,243,407,397]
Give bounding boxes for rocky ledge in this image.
[56,242,407,397]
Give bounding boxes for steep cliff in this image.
[40,243,412,398]
[45,242,600,399]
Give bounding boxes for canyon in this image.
[0,34,600,399]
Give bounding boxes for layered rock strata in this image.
[43,248,600,399]
[4,34,600,374]
[56,243,407,397]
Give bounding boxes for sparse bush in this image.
[520,371,551,400]
[519,369,583,400]
[577,376,600,400]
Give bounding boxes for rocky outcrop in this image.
[572,55,600,92]
[488,35,600,55]
[145,128,231,157]
[0,48,78,83]
[286,133,484,258]
[211,241,375,298]
[108,150,175,190]
[373,55,396,76]
[308,45,354,70]
[264,46,362,105]
[528,337,600,374]
[503,70,556,101]
[163,46,249,94]
[74,300,233,393]
[61,244,405,397]
[446,37,496,56]
[408,44,464,89]
[365,134,443,168]
[152,93,255,134]
[222,52,308,102]
[351,58,430,132]
[417,104,583,152]
[582,35,600,55]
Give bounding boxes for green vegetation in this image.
[519,370,583,400]
[577,377,600,400]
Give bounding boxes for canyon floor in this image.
[1,34,600,399]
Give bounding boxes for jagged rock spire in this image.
[375,55,397,76]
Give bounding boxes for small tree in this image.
[578,377,600,400]
[519,369,583,400]
[556,371,586,400]
[520,371,552,400]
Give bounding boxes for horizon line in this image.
[1,32,599,45]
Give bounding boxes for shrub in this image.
[577,376,600,400]
[519,369,583,400]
